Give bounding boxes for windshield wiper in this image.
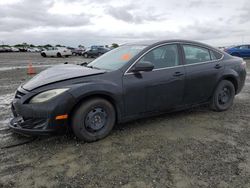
[86,65,101,70]
[78,62,102,70]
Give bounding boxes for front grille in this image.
[15,90,25,99]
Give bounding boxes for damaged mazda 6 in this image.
[10,40,246,142]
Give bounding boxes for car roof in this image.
[123,39,216,49]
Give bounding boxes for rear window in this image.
[183,45,211,64]
[210,50,223,60]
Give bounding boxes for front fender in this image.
[68,80,124,122]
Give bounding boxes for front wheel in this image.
[210,80,235,111]
[71,98,116,142]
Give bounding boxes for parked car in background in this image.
[224,45,250,58]
[27,47,40,52]
[18,48,28,52]
[82,46,110,58]
[72,47,85,56]
[0,46,12,52]
[0,47,5,52]
[11,47,20,52]
[41,47,72,57]
[10,40,246,142]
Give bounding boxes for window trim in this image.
[124,42,224,75]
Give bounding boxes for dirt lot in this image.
[0,52,250,188]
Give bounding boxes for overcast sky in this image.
[0,0,249,47]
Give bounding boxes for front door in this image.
[123,44,185,118]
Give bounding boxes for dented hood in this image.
[22,64,105,91]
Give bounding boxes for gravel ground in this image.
[0,53,250,188]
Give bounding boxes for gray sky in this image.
[0,0,249,47]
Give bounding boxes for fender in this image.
[68,80,124,122]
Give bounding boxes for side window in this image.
[183,45,211,64]
[138,44,179,69]
[239,45,248,49]
[210,50,223,60]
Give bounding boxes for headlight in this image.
[29,88,69,103]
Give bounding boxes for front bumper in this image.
[9,87,76,136]
[9,116,56,136]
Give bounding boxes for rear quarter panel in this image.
[220,57,246,94]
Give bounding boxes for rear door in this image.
[123,43,185,118]
[239,45,250,57]
[247,45,250,57]
[181,44,224,105]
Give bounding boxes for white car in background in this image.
[41,47,72,57]
[11,47,20,52]
[27,47,40,52]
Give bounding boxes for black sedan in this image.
[10,40,246,142]
[82,46,110,58]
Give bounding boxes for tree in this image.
[111,43,119,48]
[56,44,65,47]
[44,44,53,48]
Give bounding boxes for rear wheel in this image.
[210,80,235,111]
[71,98,116,142]
[57,52,62,57]
[41,52,46,57]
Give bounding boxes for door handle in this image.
[173,72,184,77]
[214,64,222,69]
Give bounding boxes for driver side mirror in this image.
[132,61,154,72]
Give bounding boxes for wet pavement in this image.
[0,52,250,188]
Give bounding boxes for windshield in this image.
[87,45,147,71]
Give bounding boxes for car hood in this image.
[22,64,105,91]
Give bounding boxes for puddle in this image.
[0,93,14,108]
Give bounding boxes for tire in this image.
[41,52,46,57]
[83,53,88,58]
[98,52,102,56]
[71,98,116,142]
[57,52,62,57]
[210,80,235,111]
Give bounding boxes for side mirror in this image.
[132,61,154,72]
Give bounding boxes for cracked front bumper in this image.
[9,87,76,136]
[9,116,56,136]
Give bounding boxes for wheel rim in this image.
[218,86,231,105]
[85,107,107,132]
